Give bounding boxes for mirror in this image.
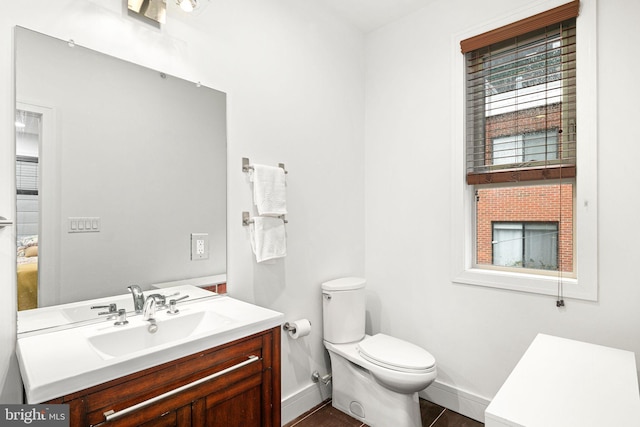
[15,27,227,320]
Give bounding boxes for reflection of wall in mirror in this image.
[15,28,227,307]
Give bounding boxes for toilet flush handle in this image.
[322,292,332,300]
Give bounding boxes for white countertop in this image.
[17,294,283,403]
[485,333,640,427]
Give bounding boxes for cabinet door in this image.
[130,405,191,427]
[192,374,262,427]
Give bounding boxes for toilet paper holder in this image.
[283,321,311,333]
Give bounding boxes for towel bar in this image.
[242,211,287,226]
[242,157,288,174]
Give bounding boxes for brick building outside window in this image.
[475,101,574,274]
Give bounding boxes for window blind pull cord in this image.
[556,168,565,308]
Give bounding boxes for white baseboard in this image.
[281,382,332,426]
[282,379,488,425]
[419,380,490,423]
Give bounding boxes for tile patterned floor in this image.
[285,399,484,427]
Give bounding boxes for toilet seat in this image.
[325,336,438,395]
[357,334,436,373]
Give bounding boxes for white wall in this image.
[365,0,640,419]
[5,0,638,423]
[0,0,365,417]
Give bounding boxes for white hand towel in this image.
[250,216,287,263]
[250,164,287,216]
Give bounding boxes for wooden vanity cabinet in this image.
[44,327,280,427]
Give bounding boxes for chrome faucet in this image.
[142,297,156,321]
[128,285,145,313]
[142,297,159,333]
[142,294,168,321]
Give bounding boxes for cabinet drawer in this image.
[99,360,262,427]
[45,327,279,427]
[85,335,264,426]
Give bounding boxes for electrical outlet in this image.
[191,233,209,260]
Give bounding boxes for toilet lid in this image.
[357,334,435,372]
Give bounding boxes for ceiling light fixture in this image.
[177,0,197,12]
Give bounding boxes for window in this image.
[463,2,577,278]
[492,130,558,166]
[464,14,577,185]
[476,183,574,276]
[16,156,39,196]
[492,222,558,270]
[16,156,39,243]
[16,108,42,243]
[451,0,597,301]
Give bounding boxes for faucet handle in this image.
[92,303,118,318]
[114,309,129,326]
[167,294,189,315]
[91,303,117,312]
[147,293,168,308]
[155,291,180,308]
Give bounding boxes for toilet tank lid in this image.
[322,277,366,291]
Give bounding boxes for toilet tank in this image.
[322,277,366,344]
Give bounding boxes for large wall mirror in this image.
[15,27,227,314]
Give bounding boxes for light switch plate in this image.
[68,217,100,233]
[191,233,209,260]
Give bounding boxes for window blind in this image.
[16,155,39,195]
[462,1,579,185]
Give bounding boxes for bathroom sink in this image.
[87,309,234,359]
[17,295,284,403]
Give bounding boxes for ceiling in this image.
[316,0,433,33]
[172,0,433,33]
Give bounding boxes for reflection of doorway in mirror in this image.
[16,102,58,310]
[16,109,41,311]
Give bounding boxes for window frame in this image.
[451,0,598,301]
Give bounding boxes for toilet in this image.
[322,277,437,427]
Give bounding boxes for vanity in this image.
[17,286,283,427]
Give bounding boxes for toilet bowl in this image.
[322,277,437,427]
